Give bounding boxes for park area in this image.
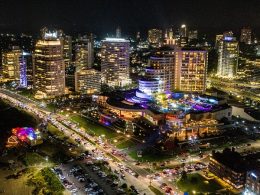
[177,173,223,194]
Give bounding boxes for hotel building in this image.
[101,38,131,87]
[217,33,239,78]
[175,48,208,93]
[33,30,65,98]
[147,50,175,92]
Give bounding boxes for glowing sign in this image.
[44,31,58,39]
[104,38,128,42]
[224,36,233,41]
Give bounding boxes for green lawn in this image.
[17,89,34,99]
[116,139,137,149]
[71,115,118,139]
[20,152,46,166]
[47,124,67,140]
[177,173,222,194]
[28,167,64,195]
[0,169,34,195]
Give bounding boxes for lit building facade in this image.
[2,47,22,81]
[244,171,260,195]
[33,31,65,98]
[175,48,208,93]
[209,150,246,189]
[180,24,187,37]
[217,35,239,78]
[148,29,163,46]
[61,35,72,68]
[137,48,207,95]
[75,35,94,68]
[240,27,252,44]
[164,28,176,46]
[188,30,198,40]
[2,47,30,88]
[75,67,101,94]
[215,34,223,49]
[19,53,28,88]
[23,53,33,88]
[147,50,175,92]
[101,38,131,87]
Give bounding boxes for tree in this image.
[121,183,127,189]
[181,171,187,180]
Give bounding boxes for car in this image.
[85,188,93,192]
[90,182,98,188]
[92,166,100,171]
[59,174,65,180]
[69,188,78,193]
[78,177,85,182]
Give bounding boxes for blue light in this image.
[209,99,217,103]
[224,37,233,41]
[251,172,257,179]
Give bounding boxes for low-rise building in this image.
[209,148,246,189]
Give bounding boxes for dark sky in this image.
[0,0,260,38]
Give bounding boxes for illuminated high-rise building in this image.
[175,48,208,93]
[140,47,207,95]
[240,27,252,44]
[188,30,198,40]
[61,35,72,68]
[217,34,239,78]
[164,28,176,46]
[33,30,65,98]
[2,46,22,81]
[23,52,33,88]
[147,50,175,92]
[101,38,131,87]
[148,29,163,46]
[178,25,188,47]
[75,34,94,68]
[180,24,187,38]
[2,47,32,88]
[215,34,223,49]
[75,67,101,94]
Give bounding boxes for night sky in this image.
[0,0,260,38]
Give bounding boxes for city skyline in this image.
[0,2,259,195]
[0,0,260,38]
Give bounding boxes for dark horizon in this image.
[0,0,260,39]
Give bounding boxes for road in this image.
[0,88,157,195]
[209,77,260,102]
